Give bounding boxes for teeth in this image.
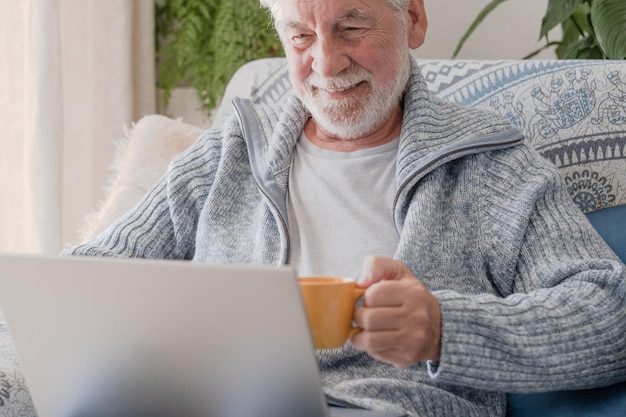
[323,83,358,93]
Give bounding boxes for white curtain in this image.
[0,0,156,255]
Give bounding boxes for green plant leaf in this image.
[540,0,585,38]
[155,0,283,113]
[452,0,508,58]
[555,17,583,58]
[570,3,593,35]
[552,7,594,58]
[523,41,561,59]
[452,0,625,60]
[591,0,626,58]
[559,35,604,59]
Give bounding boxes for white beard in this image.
[300,57,411,140]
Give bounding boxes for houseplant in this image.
[453,0,626,59]
[155,0,283,114]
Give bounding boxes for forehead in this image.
[276,0,394,27]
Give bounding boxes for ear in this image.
[407,0,428,49]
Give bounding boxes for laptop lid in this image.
[0,254,332,417]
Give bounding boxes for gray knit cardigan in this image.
[66,59,626,416]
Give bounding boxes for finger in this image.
[363,277,430,309]
[351,329,433,367]
[357,256,406,287]
[363,280,409,307]
[354,305,402,331]
[352,328,407,355]
[353,301,441,360]
[351,327,398,352]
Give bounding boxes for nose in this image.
[310,35,350,78]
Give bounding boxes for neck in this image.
[303,105,403,152]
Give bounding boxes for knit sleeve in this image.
[63,130,223,259]
[432,145,626,393]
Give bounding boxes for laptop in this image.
[0,254,407,417]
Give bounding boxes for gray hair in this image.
[259,0,411,23]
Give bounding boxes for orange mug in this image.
[298,277,365,349]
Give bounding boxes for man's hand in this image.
[350,256,441,368]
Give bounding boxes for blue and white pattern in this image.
[419,60,626,213]
[230,58,626,214]
[0,311,36,416]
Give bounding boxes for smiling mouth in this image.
[317,81,365,94]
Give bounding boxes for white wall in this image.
[164,0,559,125]
[418,0,557,59]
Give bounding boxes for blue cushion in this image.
[507,381,626,417]
[586,204,626,264]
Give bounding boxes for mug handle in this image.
[348,287,366,338]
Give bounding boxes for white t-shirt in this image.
[287,133,400,278]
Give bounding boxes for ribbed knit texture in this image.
[65,58,626,416]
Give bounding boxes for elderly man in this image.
[66,0,626,415]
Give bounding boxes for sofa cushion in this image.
[507,380,626,417]
[419,59,626,216]
[586,205,626,263]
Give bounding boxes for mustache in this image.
[305,66,372,90]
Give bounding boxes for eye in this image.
[339,25,368,39]
[291,33,313,48]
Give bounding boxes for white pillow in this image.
[78,115,203,242]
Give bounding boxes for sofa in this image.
[1,58,625,416]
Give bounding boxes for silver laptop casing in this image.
[0,255,330,417]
